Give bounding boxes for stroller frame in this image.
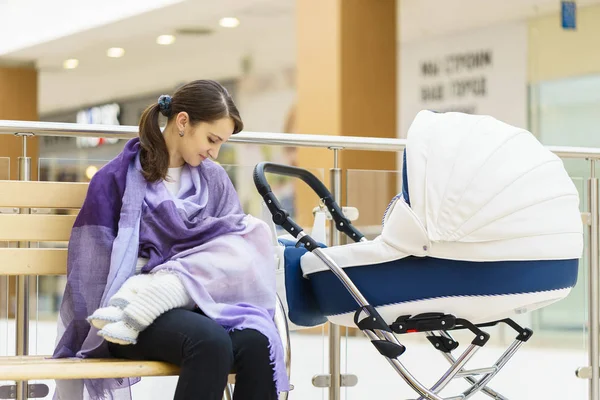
[254,162,533,400]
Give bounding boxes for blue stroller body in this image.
[254,110,583,400]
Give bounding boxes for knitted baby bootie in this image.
[98,320,139,345]
[87,306,124,330]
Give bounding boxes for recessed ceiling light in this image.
[63,59,79,69]
[219,17,240,28]
[156,34,176,45]
[107,47,125,58]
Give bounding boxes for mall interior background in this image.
[1,0,600,398]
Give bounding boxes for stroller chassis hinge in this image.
[312,374,358,388]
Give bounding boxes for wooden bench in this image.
[0,180,255,397]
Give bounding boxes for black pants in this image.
[107,308,277,400]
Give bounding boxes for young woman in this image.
[53,80,288,400]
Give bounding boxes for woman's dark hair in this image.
[138,79,243,182]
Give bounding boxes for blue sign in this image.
[561,1,577,30]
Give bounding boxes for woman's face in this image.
[177,116,234,167]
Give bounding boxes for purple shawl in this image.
[52,138,289,399]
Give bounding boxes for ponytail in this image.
[139,103,169,182]
[137,80,243,182]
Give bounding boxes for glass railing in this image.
[0,157,11,394]
[6,160,597,399]
[2,120,600,400]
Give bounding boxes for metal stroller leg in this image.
[420,318,531,400]
[437,331,508,400]
[361,329,445,400]
[453,319,531,400]
[415,343,481,399]
[460,338,524,400]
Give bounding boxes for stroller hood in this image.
[401,110,583,261]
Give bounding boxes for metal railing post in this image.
[15,132,32,400]
[328,148,342,400]
[590,159,599,400]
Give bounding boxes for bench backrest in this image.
[0,180,88,276]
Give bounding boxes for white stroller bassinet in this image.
[254,110,583,400]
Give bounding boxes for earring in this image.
[179,131,184,137]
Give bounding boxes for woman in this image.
[52,80,288,400]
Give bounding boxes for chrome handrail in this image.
[3,119,600,158]
[0,119,404,151]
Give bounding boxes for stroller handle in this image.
[253,162,365,247]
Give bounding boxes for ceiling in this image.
[1,0,599,116]
[1,0,295,115]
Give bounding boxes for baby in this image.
[87,270,195,345]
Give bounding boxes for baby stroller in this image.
[253,110,583,400]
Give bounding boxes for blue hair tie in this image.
[158,95,172,117]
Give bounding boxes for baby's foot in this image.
[98,321,139,345]
[87,306,124,330]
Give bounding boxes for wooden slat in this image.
[0,248,67,275]
[0,180,88,209]
[0,356,235,383]
[0,214,76,241]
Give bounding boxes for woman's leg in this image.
[108,308,233,400]
[230,329,277,400]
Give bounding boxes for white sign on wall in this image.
[399,22,528,138]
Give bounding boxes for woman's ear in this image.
[175,112,190,132]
